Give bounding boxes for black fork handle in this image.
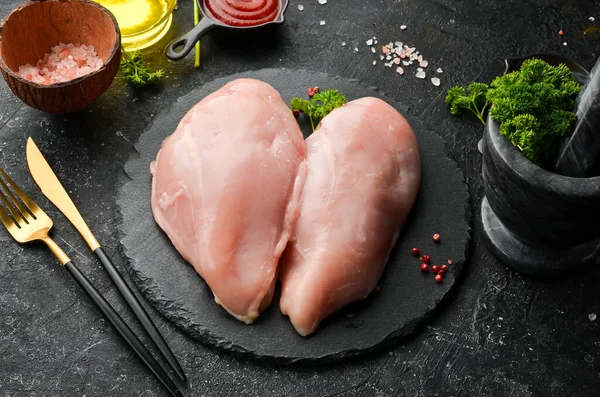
[94,247,186,382]
[64,261,183,397]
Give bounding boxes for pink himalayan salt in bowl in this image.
[0,0,121,114]
[17,43,104,85]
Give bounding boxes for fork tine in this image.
[0,168,37,220]
[0,191,17,229]
[0,178,26,226]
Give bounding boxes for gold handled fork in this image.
[0,168,183,397]
[0,168,70,264]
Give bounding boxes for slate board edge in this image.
[115,68,472,366]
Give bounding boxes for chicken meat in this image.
[150,79,307,323]
[279,97,421,336]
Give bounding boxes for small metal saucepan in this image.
[165,0,289,61]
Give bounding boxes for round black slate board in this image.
[117,69,471,365]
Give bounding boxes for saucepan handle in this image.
[165,16,215,61]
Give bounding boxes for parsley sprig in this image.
[290,89,348,131]
[120,48,164,87]
[445,83,491,125]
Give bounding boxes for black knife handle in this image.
[93,247,187,382]
[64,261,183,397]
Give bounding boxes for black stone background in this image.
[0,0,599,396]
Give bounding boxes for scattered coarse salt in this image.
[563,42,568,46]
[400,25,407,30]
[354,47,359,52]
[371,35,439,84]
[373,60,377,65]
[371,47,376,53]
[590,313,597,321]
[366,39,374,46]
[297,4,304,11]
[318,0,327,4]
[17,42,103,85]
[320,20,326,25]
[590,16,595,22]
[341,41,346,46]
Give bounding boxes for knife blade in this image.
[26,138,100,250]
[25,137,187,382]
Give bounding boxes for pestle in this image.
[553,57,600,177]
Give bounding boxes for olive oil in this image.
[96,0,176,51]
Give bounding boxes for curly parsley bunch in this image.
[446,59,582,165]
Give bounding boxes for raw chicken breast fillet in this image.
[279,97,421,336]
[150,79,307,323]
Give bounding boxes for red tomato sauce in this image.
[204,0,280,27]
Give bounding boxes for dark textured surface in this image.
[1,0,600,396]
[118,68,470,364]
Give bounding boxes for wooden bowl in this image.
[0,0,121,114]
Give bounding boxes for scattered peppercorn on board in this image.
[118,68,471,365]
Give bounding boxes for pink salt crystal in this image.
[382,46,389,54]
[419,60,429,68]
[393,58,401,64]
[16,42,103,85]
[396,66,404,75]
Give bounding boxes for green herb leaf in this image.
[290,89,348,131]
[120,49,165,88]
[445,83,491,125]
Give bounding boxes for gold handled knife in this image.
[26,138,100,251]
[25,137,187,382]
